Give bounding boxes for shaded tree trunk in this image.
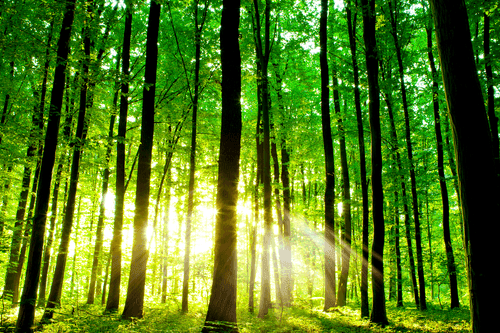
[15,0,77,329]
[360,0,388,325]
[320,0,336,312]
[429,1,500,330]
[388,0,426,310]
[106,2,132,312]
[202,0,241,330]
[121,0,160,320]
[346,0,369,317]
[426,22,459,309]
[42,2,93,319]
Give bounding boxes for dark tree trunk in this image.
[254,0,273,319]
[42,2,93,319]
[346,0,369,317]
[87,113,115,304]
[388,1,426,311]
[121,0,160,320]
[15,0,76,330]
[361,0,388,325]
[334,75,351,308]
[182,0,206,312]
[202,0,241,330]
[106,2,132,312]
[429,1,500,330]
[393,191,403,307]
[320,0,336,312]
[426,23,459,309]
[381,75,419,309]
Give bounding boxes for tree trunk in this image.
[334,76,351,308]
[15,0,77,329]
[106,2,132,312]
[182,0,206,312]
[121,0,160,320]
[202,0,241,330]
[360,0,388,325]
[388,0,426,310]
[426,22,459,309]
[320,0,336,312]
[42,2,93,319]
[346,0,369,317]
[429,1,500,330]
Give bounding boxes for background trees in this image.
[0,0,496,332]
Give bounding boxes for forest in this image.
[0,0,498,332]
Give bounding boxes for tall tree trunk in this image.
[254,0,273,319]
[202,0,241,330]
[388,0,426,310]
[182,0,206,312]
[42,1,93,319]
[360,0,388,325]
[320,0,336,312]
[429,1,500,330]
[393,190,403,306]
[121,0,160,320]
[346,0,369,317]
[87,113,115,304]
[106,1,132,312]
[15,0,77,329]
[381,75,419,308]
[334,76,351,308]
[426,22,459,309]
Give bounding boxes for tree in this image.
[320,0,336,312]
[360,0,388,325]
[121,0,161,320]
[15,0,77,330]
[428,0,500,330]
[42,0,93,321]
[202,0,241,330]
[425,17,459,309]
[106,0,133,313]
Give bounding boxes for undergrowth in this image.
[0,300,471,332]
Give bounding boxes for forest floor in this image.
[0,299,471,332]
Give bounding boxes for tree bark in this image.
[320,0,336,312]
[360,0,388,325]
[334,75,351,308]
[346,0,369,317]
[202,0,241,330]
[106,1,132,312]
[42,2,93,319]
[121,0,160,320]
[426,22,459,309]
[388,0,426,310]
[16,0,77,329]
[429,1,500,330]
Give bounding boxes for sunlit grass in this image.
[1,300,470,332]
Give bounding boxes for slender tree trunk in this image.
[334,76,351,308]
[394,191,403,306]
[161,171,171,304]
[16,0,77,329]
[361,0,388,325]
[202,0,241,330]
[121,0,160,320]
[106,2,132,312]
[42,2,93,319]
[388,0,426,310]
[426,23,459,309]
[428,2,500,331]
[346,1,369,317]
[87,113,115,304]
[320,0,336,312]
[182,0,206,312]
